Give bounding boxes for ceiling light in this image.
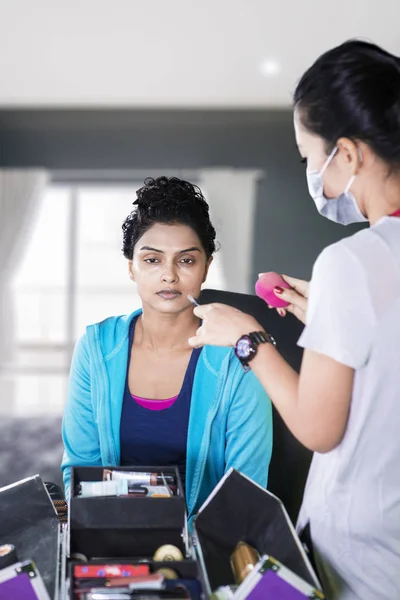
[260,59,282,77]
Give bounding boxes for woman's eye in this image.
[180,258,194,264]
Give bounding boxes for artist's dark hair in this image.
[294,40,400,168]
[122,176,216,259]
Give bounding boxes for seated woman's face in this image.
[129,222,211,314]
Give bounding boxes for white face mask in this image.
[306,147,368,225]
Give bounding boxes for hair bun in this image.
[122,176,216,261]
[294,39,400,170]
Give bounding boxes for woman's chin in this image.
[143,297,193,315]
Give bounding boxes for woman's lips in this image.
[156,290,182,300]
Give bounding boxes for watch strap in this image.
[248,331,276,347]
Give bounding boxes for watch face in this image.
[235,335,252,359]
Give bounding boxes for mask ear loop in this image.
[320,146,338,176]
[344,175,355,193]
[345,147,363,193]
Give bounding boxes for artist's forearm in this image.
[249,344,324,451]
[249,341,351,453]
[251,344,299,421]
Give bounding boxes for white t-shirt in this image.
[296,216,400,600]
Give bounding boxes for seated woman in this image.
[61,176,272,518]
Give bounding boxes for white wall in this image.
[0,0,399,107]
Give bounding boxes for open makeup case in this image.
[0,466,325,599]
[0,474,64,600]
[193,468,324,599]
[67,465,205,599]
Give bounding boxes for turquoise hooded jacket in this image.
[62,310,273,518]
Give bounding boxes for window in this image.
[75,186,141,338]
[6,182,226,416]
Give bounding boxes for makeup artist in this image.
[189,41,400,600]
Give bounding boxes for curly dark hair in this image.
[122,176,217,259]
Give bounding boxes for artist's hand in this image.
[262,274,309,324]
[188,303,260,349]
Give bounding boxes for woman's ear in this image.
[202,256,213,283]
[337,137,362,176]
[128,260,135,282]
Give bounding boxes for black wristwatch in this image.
[234,331,276,371]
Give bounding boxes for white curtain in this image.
[0,170,49,365]
[199,168,264,294]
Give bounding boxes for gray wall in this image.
[0,109,364,284]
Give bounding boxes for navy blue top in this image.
[119,317,202,490]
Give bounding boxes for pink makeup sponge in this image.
[255,272,291,308]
